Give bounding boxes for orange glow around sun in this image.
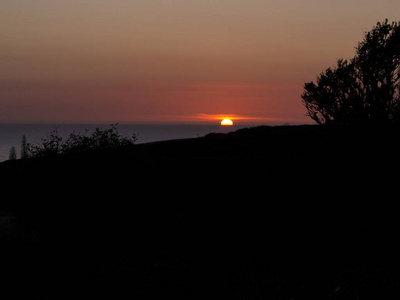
[221,119,233,125]
[187,113,272,124]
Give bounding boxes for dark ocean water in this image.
[0,123,250,162]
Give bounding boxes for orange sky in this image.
[1,0,400,124]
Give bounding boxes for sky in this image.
[1,0,400,124]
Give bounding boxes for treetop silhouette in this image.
[26,124,137,158]
[302,19,400,125]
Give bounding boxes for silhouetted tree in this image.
[302,20,400,125]
[20,135,28,159]
[9,146,17,160]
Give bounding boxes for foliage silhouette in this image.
[27,123,137,158]
[302,19,400,125]
[20,135,28,159]
[8,146,17,160]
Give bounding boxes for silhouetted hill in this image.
[1,125,400,299]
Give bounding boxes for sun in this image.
[221,119,233,125]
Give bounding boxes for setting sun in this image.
[221,119,233,126]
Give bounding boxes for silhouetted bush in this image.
[302,20,400,125]
[27,124,137,158]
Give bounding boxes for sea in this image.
[0,123,254,162]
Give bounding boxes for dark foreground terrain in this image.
[1,125,400,299]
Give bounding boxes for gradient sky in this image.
[1,0,400,124]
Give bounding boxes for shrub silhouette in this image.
[27,124,137,158]
[302,20,400,125]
